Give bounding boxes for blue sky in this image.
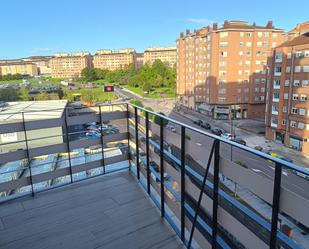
[1,0,308,59]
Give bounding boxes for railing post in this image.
[212,139,220,249]
[270,162,282,249]
[21,112,34,197]
[134,107,140,179]
[160,116,165,217]
[99,106,106,174]
[145,111,150,194]
[181,125,186,242]
[64,108,73,183]
[126,103,131,171]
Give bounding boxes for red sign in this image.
[104,85,114,92]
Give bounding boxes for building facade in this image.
[50,52,92,78]
[265,26,309,155]
[92,49,136,71]
[144,47,176,67]
[22,56,53,76]
[0,62,38,77]
[176,21,285,119]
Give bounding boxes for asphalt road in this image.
[114,87,309,200]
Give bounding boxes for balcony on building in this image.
[0,101,308,249]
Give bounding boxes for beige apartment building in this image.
[50,52,92,78]
[265,24,309,155]
[93,49,136,71]
[144,46,176,67]
[177,21,285,119]
[22,56,53,75]
[0,62,38,77]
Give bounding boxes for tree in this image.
[129,99,143,107]
[0,88,20,101]
[19,88,30,101]
[36,91,49,100]
[153,112,168,127]
[81,68,96,82]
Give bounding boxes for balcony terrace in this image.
[0,102,308,249]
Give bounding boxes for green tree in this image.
[19,87,30,101]
[129,99,143,107]
[0,88,20,101]
[153,112,168,127]
[36,91,49,100]
[81,68,96,82]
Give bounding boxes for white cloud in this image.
[187,18,215,26]
[32,48,52,53]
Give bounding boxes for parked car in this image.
[211,128,223,136]
[221,133,233,140]
[232,138,247,146]
[169,126,176,133]
[201,122,211,129]
[193,119,203,126]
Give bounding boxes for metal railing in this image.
[0,102,308,249]
[128,103,309,249]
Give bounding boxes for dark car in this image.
[211,128,223,136]
[232,138,247,146]
[201,122,211,129]
[193,119,203,126]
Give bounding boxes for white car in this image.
[221,133,233,140]
[170,126,176,132]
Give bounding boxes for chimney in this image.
[266,21,273,28]
[253,22,256,27]
[223,20,228,27]
[213,22,218,30]
[180,32,184,38]
[186,29,190,35]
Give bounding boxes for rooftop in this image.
[278,32,309,47]
[0,171,185,249]
[0,100,67,123]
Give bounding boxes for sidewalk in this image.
[174,107,309,168]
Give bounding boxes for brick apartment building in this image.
[92,49,136,71]
[176,20,285,119]
[50,52,92,78]
[0,61,38,77]
[144,47,177,67]
[265,22,309,155]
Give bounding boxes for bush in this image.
[153,112,168,127]
[129,99,144,107]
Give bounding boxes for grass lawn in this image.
[124,85,176,99]
[64,87,116,103]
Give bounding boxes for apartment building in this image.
[50,52,92,78]
[144,46,176,67]
[22,56,53,75]
[265,26,309,155]
[93,48,136,71]
[0,62,38,76]
[177,21,285,119]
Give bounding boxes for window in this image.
[220,51,228,57]
[245,61,251,65]
[255,87,260,93]
[261,87,265,93]
[238,61,243,66]
[240,32,244,37]
[294,66,301,72]
[264,32,269,38]
[246,42,252,47]
[239,51,243,56]
[295,51,302,58]
[274,66,281,75]
[246,51,251,57]
[218,80,226,84]
[294,80,300,86]
[244,88,249,93]
[240,42,244,47]
[283,106,287,113]
[300,95,308,101]
[257,41,262,47]
[274,79,280,86]
[275,52,282,62]
[263,42,269,47]
[272,33,278,38]
[272,42,277,48]
[257,32,263,38]
[286,66,291,73]
[282,119,286,125]
[302,80,308,87]
[292,94,299,100]
[298,122,305,129]
[285,80,290,86]
[218,88,226,94]
[218,97,226,103]
[303,66,309,72]
[305,51,309,57]
[291,108,298,114]
[287,52,292,59]
[238,70,242,75]
[299,109,306,115]
[219,70,226,76]
[255,78,261,83]
[219,61,227,67]
[284,93,289,99]
[290,121,297,127]
[273,92,280,99]
[246,32,252,37]
[219,42,228,47]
